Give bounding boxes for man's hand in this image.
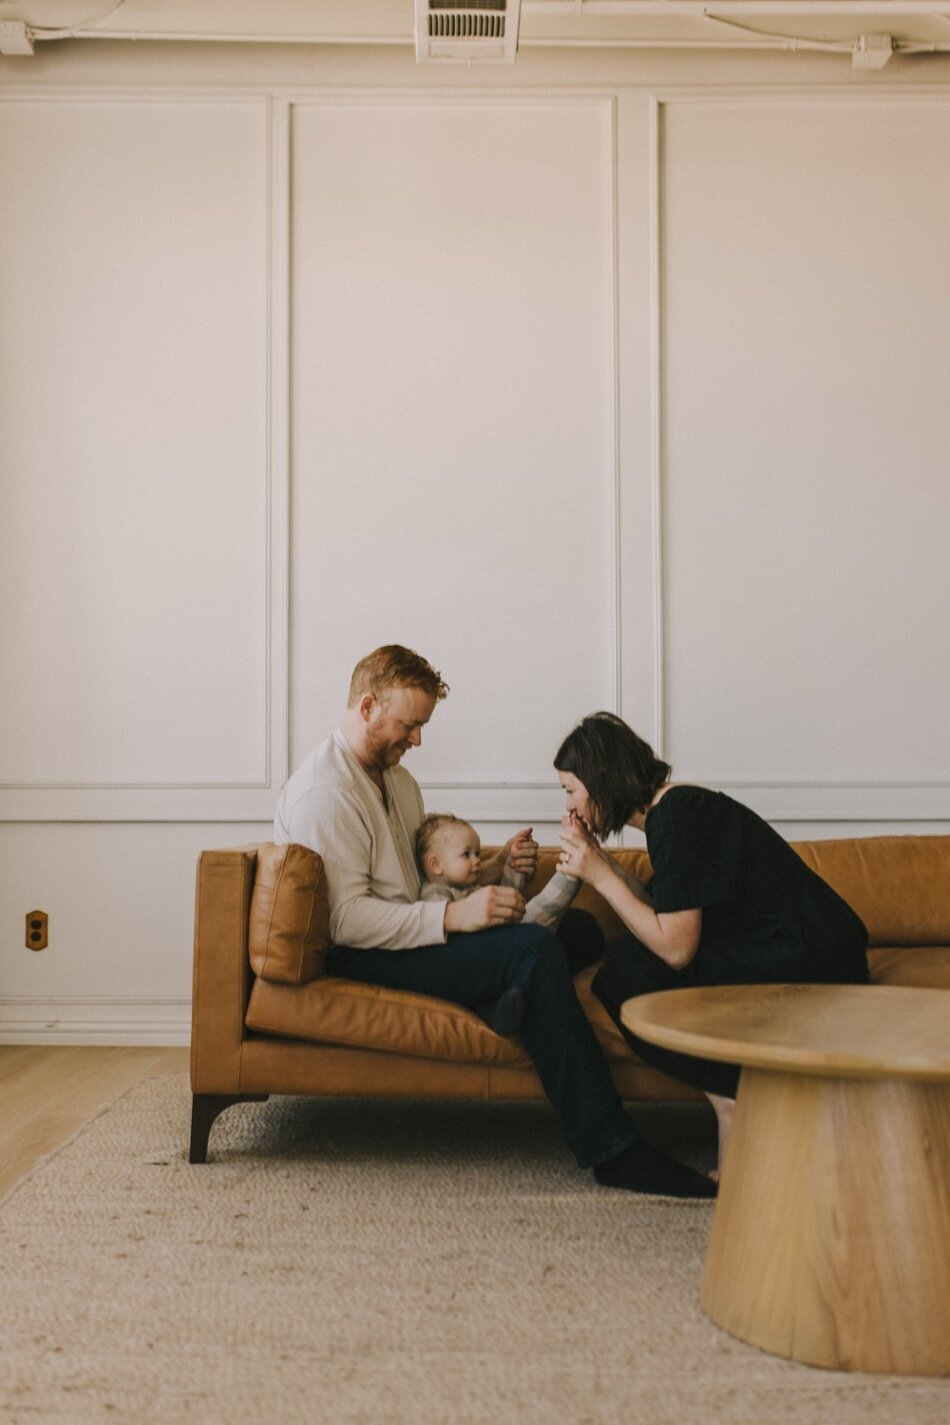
[444,885,526,933]
[503,826,539,878]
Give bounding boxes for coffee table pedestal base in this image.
[701,1068,950,1375]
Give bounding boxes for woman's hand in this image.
[558,810,703,968]
[558,813,609,887]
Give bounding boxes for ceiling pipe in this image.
[528,2,950,12]
[8,0,950,57]
[11,30,949,57]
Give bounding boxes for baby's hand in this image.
[505,827,539,878]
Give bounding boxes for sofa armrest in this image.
[190,848,259,1094]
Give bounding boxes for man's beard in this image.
[364,727,404,771]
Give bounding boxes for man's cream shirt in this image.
[274,728,447,951]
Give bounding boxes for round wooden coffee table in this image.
[621,983,950,1375]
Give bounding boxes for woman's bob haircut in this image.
[554,712,671,837]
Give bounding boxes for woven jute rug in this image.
[0,1075,946,1425]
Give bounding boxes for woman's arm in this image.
[559,820,701,970]
[609,858,654,905]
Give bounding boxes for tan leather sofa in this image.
[190,834,950,1162]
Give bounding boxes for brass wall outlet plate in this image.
[26,910,48,951]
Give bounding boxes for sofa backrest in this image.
[230,834,949,986]
[523,837,950,949]
[792,835,950,947]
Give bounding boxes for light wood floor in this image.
[0,1045,188,1203]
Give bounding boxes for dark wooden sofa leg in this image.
[189,1093,269,1164]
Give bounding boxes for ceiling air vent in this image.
[414,0,522,65]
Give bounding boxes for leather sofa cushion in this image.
[248,843,330,984]
[867,946,950,989]
[245,962,636,1067]
[246,974,534,1065]
[245,944,947,1062]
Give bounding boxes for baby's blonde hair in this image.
[415,812,472,869]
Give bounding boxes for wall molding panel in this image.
[425,781,950,825]
[419,782,569,825]
[651,90,950,821]
[0,90,286,822]
[287,94,620,785]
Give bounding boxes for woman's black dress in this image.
[591,786,869,1097]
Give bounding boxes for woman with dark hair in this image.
[554,712,869,1177]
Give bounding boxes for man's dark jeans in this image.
[325,910,638,1169]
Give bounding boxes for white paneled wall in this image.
[0,821,269,1043]
[0,47,948,1041]
[659,96,950,821]
[290,99,617,813]
[0,99,274,812]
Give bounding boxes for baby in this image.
[415,813,581,1037]
[416,813,580,931]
